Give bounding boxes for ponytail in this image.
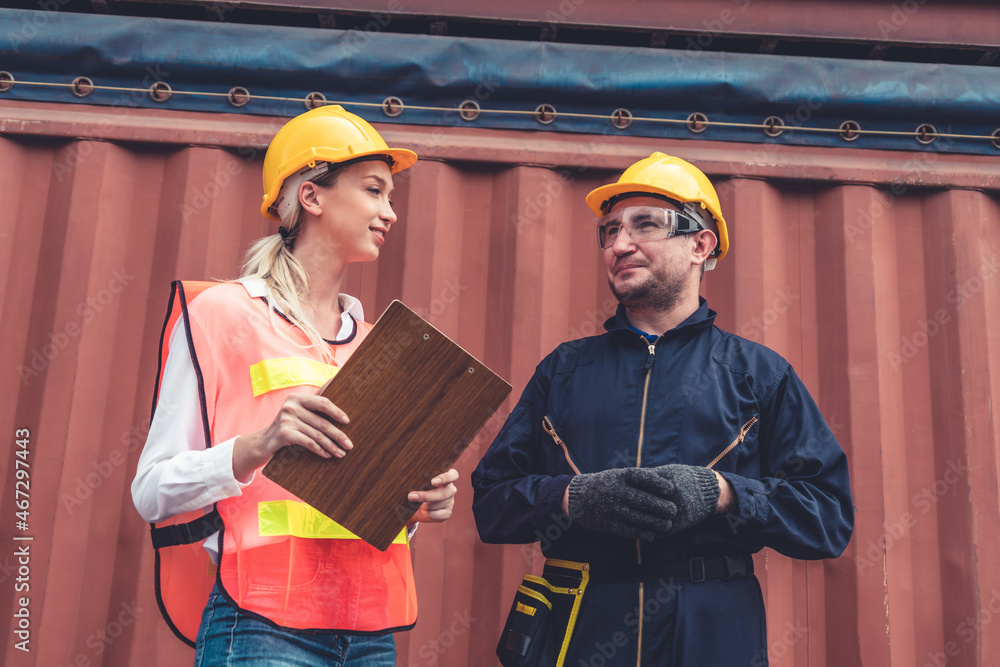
[237,163,349,362]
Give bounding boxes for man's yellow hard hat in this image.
[586,152,729,262]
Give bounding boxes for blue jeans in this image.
[195,585,396,667]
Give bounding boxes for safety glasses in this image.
[596,206,704,250]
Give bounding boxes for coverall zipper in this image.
[707,415,759,469]
[634,338,656,667]
[542,416,582,474]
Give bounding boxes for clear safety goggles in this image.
[596,206,705,250]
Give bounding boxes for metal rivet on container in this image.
[686,112,708,134]
[992,129,1000,150]
[915,123,937,145]
[762,116,784,138]
[149,81,172,102]
[71,76,94,98]
[228,86,250,107]
[305,92,326,109]
[382,96,404,117]
[459,99,481,121]
[423,333,430,340]
[534,103,556,125]
[576,589,583,595]
[468,367,475,374]
[0,71,13,93]
[611,108,633,130]
[582,564,589,571]
[839,120,861,142]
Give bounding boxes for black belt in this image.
[546,554,754,584]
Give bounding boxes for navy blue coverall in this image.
[472,300,854,666]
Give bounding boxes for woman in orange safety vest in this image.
[131,106,458,666]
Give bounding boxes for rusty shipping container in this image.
[2,98,998,667]
[2,3,1000,666]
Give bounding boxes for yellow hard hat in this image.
[260,105,418,221]
[585,152,729,262]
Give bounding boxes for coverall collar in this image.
[604,296,717,338]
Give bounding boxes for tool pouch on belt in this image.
[497,560,590,667]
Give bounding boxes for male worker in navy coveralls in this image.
[472,153,854,666]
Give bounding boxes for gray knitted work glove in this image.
[567,467,679,541]
[649,464,721,535]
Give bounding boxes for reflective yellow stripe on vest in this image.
[258,500,408,544]
[249,358,339,397]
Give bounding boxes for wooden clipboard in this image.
[262,300,511,551]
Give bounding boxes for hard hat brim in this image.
[260,147,418,221]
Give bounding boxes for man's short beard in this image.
[608,272,684,312]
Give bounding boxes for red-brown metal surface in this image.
[1,99,999,666]
[125,0,1000,48]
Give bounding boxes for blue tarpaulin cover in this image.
[1,8,998,154]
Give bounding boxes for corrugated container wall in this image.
[1,101,999,667]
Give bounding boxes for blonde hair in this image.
[237,166,346,363]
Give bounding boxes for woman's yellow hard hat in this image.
[261,105,418,221]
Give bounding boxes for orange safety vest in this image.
[148,281,417,647]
